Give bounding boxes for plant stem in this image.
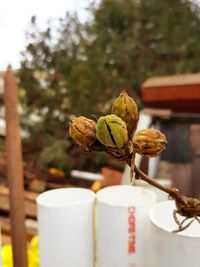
[93,144,178,197]
[126,159,187,206]
[133,164,173,195]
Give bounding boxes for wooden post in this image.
[4,69,28,267]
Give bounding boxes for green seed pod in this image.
[96,114,129,155]
[132,129,167,157]
[69,116,96,149]
[112,90,138,135]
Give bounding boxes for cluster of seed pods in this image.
[69,90,167,159]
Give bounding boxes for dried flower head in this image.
[132,128,167,157]
[69,116,96,149]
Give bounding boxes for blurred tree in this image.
[85,0,200,95]
[18,0,200,172]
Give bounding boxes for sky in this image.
[0,0,92,71]
[1,0,199,71]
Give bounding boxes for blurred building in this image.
[141,73,200,197]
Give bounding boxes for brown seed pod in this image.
[132,128,167,157]
[69,116,96,149]
[112,90,138,136]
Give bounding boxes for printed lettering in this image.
[128,207,136,254]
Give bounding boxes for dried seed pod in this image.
[69,116,96,149]
[112,90,138,135]
[132,128,167,157]
[96,114,129,154]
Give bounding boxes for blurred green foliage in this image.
[38,140,72,172]
[18,0,200,173]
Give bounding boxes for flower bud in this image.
[112,90,138,135]
[96,114,128,152]
[132,129,167,157]
[69,116,96,149]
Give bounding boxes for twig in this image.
[133,164,172,195]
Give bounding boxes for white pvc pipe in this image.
[37,188,95,267]
[96,185,156,267]
[71,170,103,181]
[149,200,200,267]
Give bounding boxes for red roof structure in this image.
[141,73,200,113]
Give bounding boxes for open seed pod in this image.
[132,128,167,157]
[96,114,129,156]
[69,116,96,149]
